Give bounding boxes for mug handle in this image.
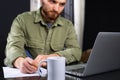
[38,60,47,77]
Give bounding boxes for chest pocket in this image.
[50,28,67,52]
[50,42,65,51]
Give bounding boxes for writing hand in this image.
[14,57,38,73]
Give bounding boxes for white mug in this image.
[38,57,66,80]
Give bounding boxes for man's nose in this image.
[53,4,59,12]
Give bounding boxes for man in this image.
[4,0,82,74]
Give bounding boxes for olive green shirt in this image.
[4,9,82,67]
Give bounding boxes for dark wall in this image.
[83,0,120,51]
[0,1,30,67]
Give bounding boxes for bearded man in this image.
[4,0,82,74]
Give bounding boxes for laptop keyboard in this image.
[65,67,85,77]
[65,63,86,77]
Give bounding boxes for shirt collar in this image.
[34,8,64,27]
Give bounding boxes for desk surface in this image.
[1,68,120,80]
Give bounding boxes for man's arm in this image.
[55,22,82,64]
[4,15,26,67]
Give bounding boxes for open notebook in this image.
[66,32,120,77]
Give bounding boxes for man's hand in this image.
[33,55,48,68]
[33,53,60,68]
[14,57,38,74]
[14,53,60,73]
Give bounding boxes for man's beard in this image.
[48,11,59,20]
[42,9,60,22]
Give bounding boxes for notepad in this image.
[3,67,47,78]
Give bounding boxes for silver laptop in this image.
[66,32,120,77]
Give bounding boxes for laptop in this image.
[65,32,120,77]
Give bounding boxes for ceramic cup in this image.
[38,57,65,80]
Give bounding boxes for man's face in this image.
[41,0,66,21]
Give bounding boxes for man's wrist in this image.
[13,57,25,68]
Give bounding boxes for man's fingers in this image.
[33,55,48,67]
[41,62,47,67]
[20,57,38,73]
